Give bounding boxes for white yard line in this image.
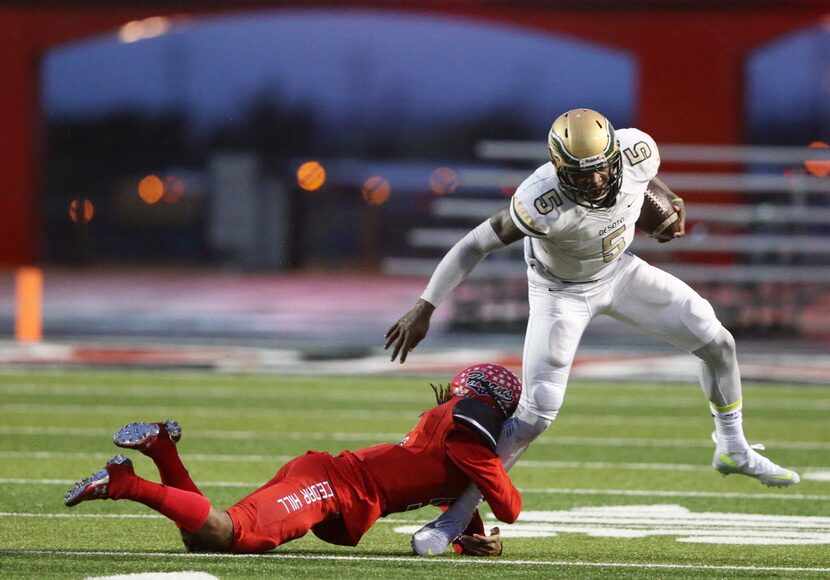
[0,383,426,404]
[0,450,295,463]
[2,425,828,450]
[0,449,826,473]
[2,381,828,410]
[3,482,828,501]
[0,479,255,488]
[0,405,806,426]
[0,426,397,442]
[0,403,414,419]
[0,451,714,470]
[517,487,830,501]
[0,512,164,519]
[540,436,830,451]
[1,550,829,573]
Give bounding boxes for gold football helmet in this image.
[547,108,622,209]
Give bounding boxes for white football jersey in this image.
[509,128,660,282]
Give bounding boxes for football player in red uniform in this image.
[64,364,522,556]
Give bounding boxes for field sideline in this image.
[1,369,829,579]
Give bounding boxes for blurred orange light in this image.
[429,167,458,196]
[69,198,94,224]
[163,175,186,204]
[138,175,164,204]
[362,176,391,206]
[297,161,326,191]
[119,17,171,43]
[805,141,830,178]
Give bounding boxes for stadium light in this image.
[429,167,458,196]
[118,17,172,44]
[68,198,94,224]
[138,175,164,204]
[296,161,326,191]
[362,176,391,206]
[805,142,830,178]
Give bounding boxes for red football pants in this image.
[227,452,342,553]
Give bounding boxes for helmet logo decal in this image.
[578,154,606,168]
[465,370,517,410]
[450,363,522,417]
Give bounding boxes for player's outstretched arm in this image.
[457,526,503,556]
[445,427,522,524]
[385,298,435,363]
[385,208,524,363]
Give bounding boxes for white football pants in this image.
[520,251,723,423]
[432,251,741,533]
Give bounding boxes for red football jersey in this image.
[314,397,521,546]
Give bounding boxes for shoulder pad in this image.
[617,128,660,186]
[452,398,505,452]
[509,164,558,238]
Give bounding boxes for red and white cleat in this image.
[64,455,133,507]
[113,420,181,453]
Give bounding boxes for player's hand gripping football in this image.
[385,298,435,363]
[457,526,503,556]
[660,195,686,243]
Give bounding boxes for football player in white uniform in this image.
[385,109,800,556]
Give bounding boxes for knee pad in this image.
[695,327,736,367]
[520,370,567,422]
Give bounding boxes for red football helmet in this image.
[451,363,522,418]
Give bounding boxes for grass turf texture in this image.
[0,370,828,579]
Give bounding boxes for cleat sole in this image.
[113,420,180,451]
[113,422,160,450]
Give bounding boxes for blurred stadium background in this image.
[1,1,829,379]
[3,3,830,578]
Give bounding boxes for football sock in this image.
[498,412,551,470]
[694,328,742,404]
[711,400,749,452]
[107,465,211,532]
[145,436,203,496]
[694,330,749,453]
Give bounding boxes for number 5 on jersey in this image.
[533,188,563,215]
[602,225,627,262]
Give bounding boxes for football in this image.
[636,179,683,242]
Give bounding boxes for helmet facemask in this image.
[547,108,623,210]
[555,150,622,209]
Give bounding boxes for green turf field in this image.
[1,369,829,579]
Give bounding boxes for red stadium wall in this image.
[0,2,825,266]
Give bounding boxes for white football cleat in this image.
[411,517,466,556]
[713,447,800,488]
